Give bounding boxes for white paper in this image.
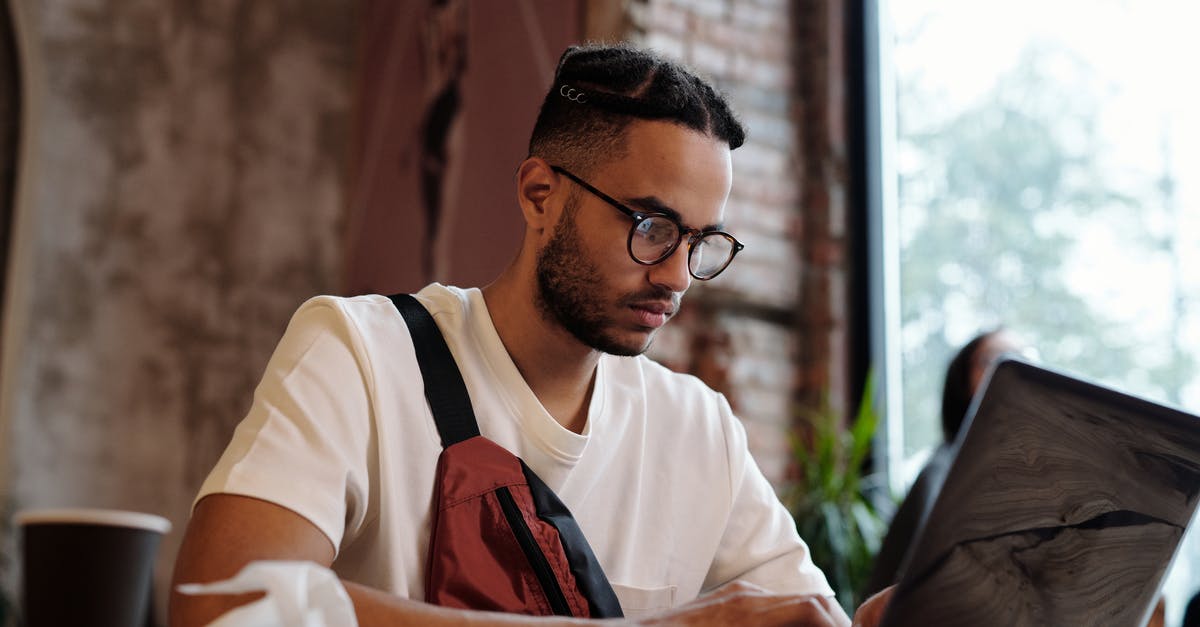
[176,561,358,627]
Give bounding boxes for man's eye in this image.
[637,219,675,244]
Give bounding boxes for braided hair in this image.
[528,43,746,177]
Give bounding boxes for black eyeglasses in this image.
[550,166,744,280]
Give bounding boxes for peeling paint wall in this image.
[0,3,16,284]
[343,0,582,295]
[2,1,356,616]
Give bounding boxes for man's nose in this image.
[647,242,692,294]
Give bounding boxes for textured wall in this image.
[343,0,582,295]
[631,0,854,485]
[0,2,16,291]
[0,0,854,617]
[1,0,356,616]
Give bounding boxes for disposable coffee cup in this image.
[16,508,171,627]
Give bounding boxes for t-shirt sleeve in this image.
[703,395,835,598]
[194,297,376,555]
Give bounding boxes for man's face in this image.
[535,120,734,356]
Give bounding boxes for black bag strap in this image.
[521,462,625,617]
[390,293,623,618]
[388,294,480,448]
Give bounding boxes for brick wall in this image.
[603,0,852,486]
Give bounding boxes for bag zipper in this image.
[495,486,573,616]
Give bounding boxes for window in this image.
[874,1,1200,622]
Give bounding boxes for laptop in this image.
[880,357,1200,626]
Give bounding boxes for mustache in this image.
[620,287,681,310]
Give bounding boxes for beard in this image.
[535,202,673,357]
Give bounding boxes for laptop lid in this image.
[880,357,1200,626]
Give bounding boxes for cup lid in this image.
[14,508,172,534]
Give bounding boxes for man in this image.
[170,44,891,626]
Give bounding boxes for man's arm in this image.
[170,494,881,627]
[172,493,617,627]
[170,494,554,626]
[171,494,564,627]
[169,494,335,627]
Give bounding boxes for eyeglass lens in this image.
[630,216,736,279]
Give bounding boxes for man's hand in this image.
[851,585,894,627]
[639,581,850,627]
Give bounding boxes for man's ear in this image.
[515,157,559,233]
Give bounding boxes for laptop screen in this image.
[881,357,1200,627]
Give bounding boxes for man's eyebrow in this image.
[625,195,724,232]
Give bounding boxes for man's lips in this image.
[629,301,675,328]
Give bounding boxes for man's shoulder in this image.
[284,294,396,338]
[296,293,390,313]
[288,284,476,329]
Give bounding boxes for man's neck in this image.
[481,273,600,434]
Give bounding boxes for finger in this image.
[675,585,849,627]
[703,579,769,601]
[852,585,895,627]
[741,593,847,627]
[812,595,852,627]
[783,595,845,627]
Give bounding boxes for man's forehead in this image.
[595,121,733,224]
[618,118,730,155]
[598,121,730,180]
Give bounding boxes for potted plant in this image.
[784,373,886,614]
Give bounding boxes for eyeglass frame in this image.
[549,165,745,280]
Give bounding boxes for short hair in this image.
[528,43,746,176]
[940,329,1005,443]
[1184,590,1200,627]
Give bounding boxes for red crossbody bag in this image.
[390,294,623,618]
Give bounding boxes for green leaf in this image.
[788,368,887,614]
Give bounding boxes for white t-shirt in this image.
[197,283,832,616]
